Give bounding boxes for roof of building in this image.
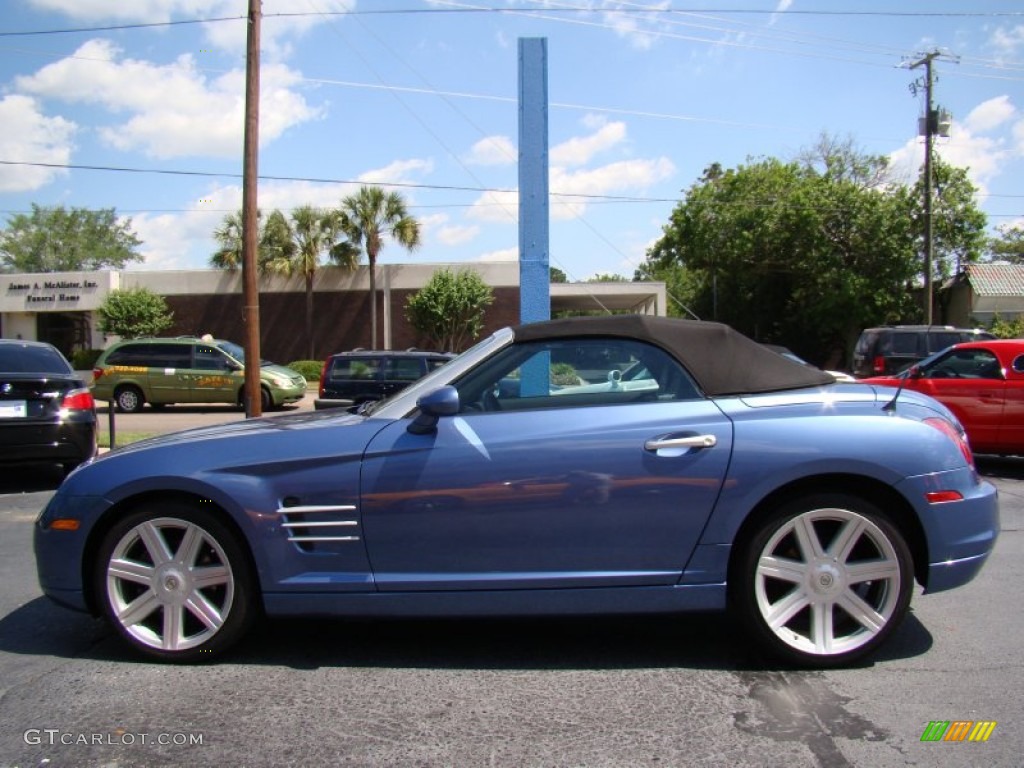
[965,264,1024,297]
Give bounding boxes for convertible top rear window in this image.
[513,315,834,396]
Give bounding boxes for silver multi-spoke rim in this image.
[106,517,235,652]
[754,508,901,657]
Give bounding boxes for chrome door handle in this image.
[644,435,717,451]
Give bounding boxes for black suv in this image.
[852,325,996,377]
[316,350,454,410]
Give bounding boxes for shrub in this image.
[287,360,323,384]
[71,348,103,371]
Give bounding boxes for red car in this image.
[863,339,1024,455]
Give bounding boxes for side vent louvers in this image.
[276,503,360,552]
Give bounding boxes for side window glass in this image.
[889,333,918,354]
[148,344,190,369]
[195,345,232,371]
[331,358,380,381]
[1014,355,1024,374]
[454,337,700,413]
[385,358,425,382]
[925,349,1002,380]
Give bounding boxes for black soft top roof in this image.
[512,315,834,396]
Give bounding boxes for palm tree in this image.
[209,210,250,270]
[336,186,421,349]
[209,209,290,273]
[263,206,340,360]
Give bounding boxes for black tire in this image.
[260,386,272,412]
[731,493,913,668]
[93,501,257,662]
[114,385,145,414]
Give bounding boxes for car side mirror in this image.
[408,386,460,435]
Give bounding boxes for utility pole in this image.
[242,0,263,417]
[907,49,956,325]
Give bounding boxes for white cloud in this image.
[551,120,627,167]
[990,24,1024,58]
[15,39,321,159]
[27,0,358,61]
[436,224,480,247]
[964,95,1016,133]
[888,96,1024,195]
[465,135,516,166]
[0,95,76,192]
[357,158,434,186]
[600,2,670,51]
[477,247,518,262]
[468,190,519,224]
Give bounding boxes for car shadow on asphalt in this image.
[976,454,1024,480]
[0,464,65,494]
[0,598,934,672]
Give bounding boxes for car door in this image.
[915,347,1005,452]
[191,343,241,404]
[360,336,733,592]
[1000,351,1024,452]
[144,343,194,405]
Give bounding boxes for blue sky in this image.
[1,1,1022,282]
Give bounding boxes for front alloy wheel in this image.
[734,494,913,667]
[95,504,255,661]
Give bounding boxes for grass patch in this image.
[100,432,159,449]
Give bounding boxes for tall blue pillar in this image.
[518,37,550,326]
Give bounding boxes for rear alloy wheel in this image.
[95,503,256,661]
[114,385,144,413]
[734,493,913,668]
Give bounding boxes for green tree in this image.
[405,268,494,352]
[908,155,988,281]
[210,209,295,271]
[0,204,142,273]
[97,287,173,339]
[587,273,630,283]
[644,151,919,365]
[263,206,352,360]
[336,186,421,349]
[549,267,568,283]
[988,224,1024,263]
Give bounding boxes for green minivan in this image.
[91,337,306,412]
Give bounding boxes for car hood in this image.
[60,409,390,496]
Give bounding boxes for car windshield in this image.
[0,344,72,374]
[215,340,272,366]
[894,346,954,376]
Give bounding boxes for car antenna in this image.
[882,365,917,412]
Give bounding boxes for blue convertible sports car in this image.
[34,316,999,667]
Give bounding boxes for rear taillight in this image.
[872,355,885,374]
[318,359,329,397]
[924,416,974,469]
[92,366,105,382]
[62,388,95,412]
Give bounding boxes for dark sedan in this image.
[0,340,98,476]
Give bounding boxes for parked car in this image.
[851,325,995,378]
[862,338,1024,455]
[762,344,855,382]
[91,337,306,412]
[0,339,97,476]
[34,315,998,667]
[316,349,454,410]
